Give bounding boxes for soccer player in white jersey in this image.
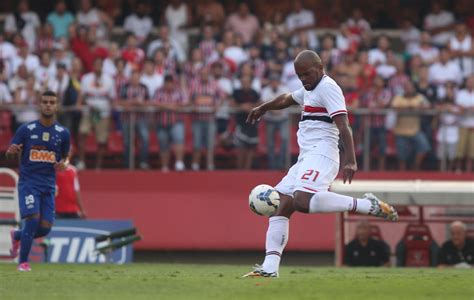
[242,50,398,278]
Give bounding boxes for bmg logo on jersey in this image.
[25,194,35,209]
[29,149,56,163]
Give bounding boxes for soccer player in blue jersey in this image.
[6,90,70,271]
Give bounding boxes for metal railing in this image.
[1,104,471,171]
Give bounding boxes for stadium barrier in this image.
[2,105,472,171]
[78,170,473,251]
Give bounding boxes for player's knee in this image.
[274,195,294,218]
[35,226,51,238]
[40,219,53,228]
[293,192,311,213]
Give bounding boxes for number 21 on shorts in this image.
[301,169,320,182]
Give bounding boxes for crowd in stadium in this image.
[0,0,473,172]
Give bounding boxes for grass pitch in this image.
[0,263,473,300]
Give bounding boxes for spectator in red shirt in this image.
[121,34,145,70]
[55,164,86,219]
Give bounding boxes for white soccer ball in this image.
[248,184,280,216]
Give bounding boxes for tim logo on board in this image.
[46,220,134,264]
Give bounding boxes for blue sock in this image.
[19,218,40,263]
[35,226,51,238]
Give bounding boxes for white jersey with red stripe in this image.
[291,74,347,162]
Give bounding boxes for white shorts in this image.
[275,153,339,197]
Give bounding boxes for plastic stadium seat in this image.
[107,131,124,154]
[85,134,98,153]
[0,131,12,152]
[402,223,433,267]
[0,111,12,130]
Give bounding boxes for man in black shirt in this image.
[438,221,474,268]
[344,221,391,267]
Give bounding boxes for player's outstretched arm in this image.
[246,93,297,124]
[333,114,357,184]
[5,144,23,160]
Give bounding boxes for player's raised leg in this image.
[242,193,294,278]
[294,190,398,220]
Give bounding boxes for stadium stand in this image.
[0,0,473,172]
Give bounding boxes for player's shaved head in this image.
[294,50,323,68]
[294,50,324,91]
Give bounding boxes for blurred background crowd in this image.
[0,0,473,172]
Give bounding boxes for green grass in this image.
[0,264,473,300]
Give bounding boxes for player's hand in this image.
[342,162,357,184]
[246,105,266,124]
[79,210,87,219]
[6,144,23,159]
[55,159,69,171]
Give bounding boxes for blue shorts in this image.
[18,182,55,223]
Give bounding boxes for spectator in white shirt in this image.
[455,75,474,173]
[222,30,248,68]
[211,62,233,143]
[102,42,132,78]
[9,64,29,93]
[0,34,17,78]
[76,0,113,41]
[448,23,474,79]
[165,0,192,55]
[13,75,40,129]
[286,0,318,50]
[11,41,40,74]
[123,1,153,45]
[413,31,440,65]
[35,51,57,91]
[140,59,164,98]
[428,48,462,98]
[400,19,421,55]
[77,58,116,170]
[51,38,74,71]
[0,81,13,104]
[4,0,40,52]
[147,25,186,63]
[261,72,290,169]
[368,35,390,66]
[435,82,461,171]
[423,1,455,47]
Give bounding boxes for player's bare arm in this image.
[333,114,357,184]
[246,93,298,124]
[6,144,23,160]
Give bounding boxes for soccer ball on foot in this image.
[248,184,280,216]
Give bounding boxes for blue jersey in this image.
[11,120,70,191]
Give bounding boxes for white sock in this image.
[309,191,371,214]
[261,216,289,273]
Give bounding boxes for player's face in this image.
[295,63,323,91]
[40,95,59,118]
